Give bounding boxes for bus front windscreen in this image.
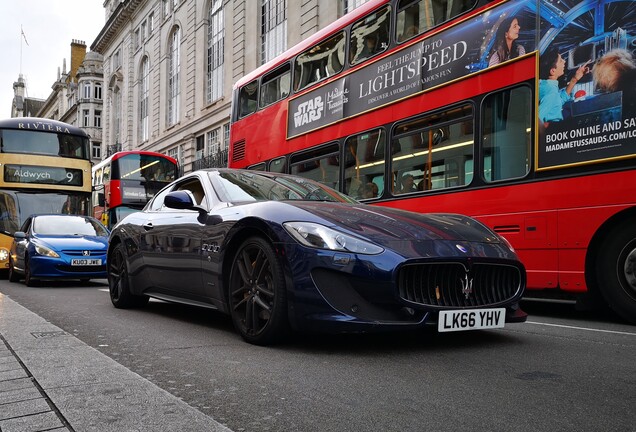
[114,154,178,182]
[0,191,90,236]
[0,129,90,160]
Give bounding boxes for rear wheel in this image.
[108,243,148,308]
[228,236,289,345]
[596,222,636,324]
[8,258,19,282]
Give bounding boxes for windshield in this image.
[0,191,90,236]
[114,154,178,182]
[0,129,89,159]
[32,215,108,237]
[211,171,359,203]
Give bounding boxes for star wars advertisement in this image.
[288,0,538,138]
[536,0,636,170]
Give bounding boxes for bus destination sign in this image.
[4,164,83,186]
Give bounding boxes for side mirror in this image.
[164,191,197,210]
[13,231,26,240]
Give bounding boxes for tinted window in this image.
[260,63,291,108]
[396,0,475,42]
[238,80,259,118]
[350,5,390,65]
[482,87,531,182]
[294,31,346,91]
[391,104,474,194]
[290,144,340,190]
[344,129,386,199]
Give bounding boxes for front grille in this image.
[398,262,522,308]
[56,265,107,273]
[62,250,107,257]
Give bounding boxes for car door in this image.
[140,176,206,300]
[12,217,32,272]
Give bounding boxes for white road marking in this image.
[526,321,636,336]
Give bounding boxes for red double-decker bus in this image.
[229,0,636,324]
[92,151,179,229]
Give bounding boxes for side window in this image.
[482,86,531,182]
[238,80,259,118]
[343,129,386,199]
[294,31,346,92]
[349,5,390,65]
[290,144,340,189]
[149,187,172,211]
[176,179,208,209]
[396,0,475,42]
[391,104,474,194]
[260,63,291,108]
[268,157,287,173]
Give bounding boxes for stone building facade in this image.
[90,0,366,174]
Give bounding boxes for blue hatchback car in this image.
[9,214,110,286]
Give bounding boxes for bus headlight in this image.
[0,248,8,262]
[35,244,60,258]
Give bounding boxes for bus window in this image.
[103,165,111,182]
[239,80,259,118]
[248,163,267,171]
[396,0,475,42]
[269,157,287,173]
[391,104,473,194]
[350,5,390,65]
[344,129,386,199]
[294,31,345,92]
[260,63,291,108]
[482,86,532,182]
[290,143,340,188]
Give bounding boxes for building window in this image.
[94,110,102,128]
[113,88,122,144]
[207,0,224,104]
[343,0,369,14]
[92,142,102,159]
[223,122,230,150]
[168,145,181,165]
[261,0,287,65]
[163,0,170,17]
[94,83,102,100]
[168,27,181,126]
[149,12,154,34]
[83,109,90,127]
[83,82,92,99]
[141,21,147,43]
[113,49,121,70]
[207,128,219,154]
[139,57,150,142]
[196,135,205,160]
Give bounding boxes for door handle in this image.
[143,223,154,231]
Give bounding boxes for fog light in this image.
[0,248,9,262]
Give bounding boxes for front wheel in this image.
[228,237,289,345]
[24,258,36,287]
[596,222,636,324]
[108,243,148,308]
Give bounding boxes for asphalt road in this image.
[1,278,634,432]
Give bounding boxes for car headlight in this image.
[283,222,384,255]
[0,248,8,261]
[35,244,60,258]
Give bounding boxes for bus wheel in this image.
[228,236,289,345]
[596,222,636,324]
[8,258,19,283]
[108,243,148,308]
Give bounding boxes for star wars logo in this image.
[292,96,324,128]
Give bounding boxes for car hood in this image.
[34,235,109,250]
[275,201,514,259]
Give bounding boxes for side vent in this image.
[232,139,245,162]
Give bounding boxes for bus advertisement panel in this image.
[0,117,92,271]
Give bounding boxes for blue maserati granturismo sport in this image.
[107,169,527,345]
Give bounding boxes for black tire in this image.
[228,236,289,345]
[108,243,148,308]
[8,258,19,282]
[596,222,636,324]
[24,257,36,287]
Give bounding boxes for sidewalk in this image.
[0,294,232,432]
